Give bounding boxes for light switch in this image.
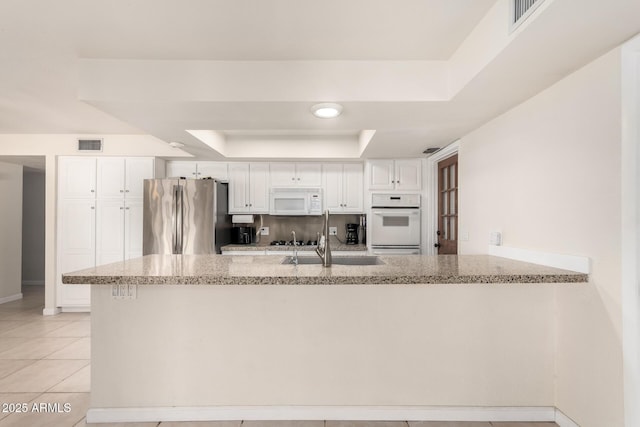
[260,227,269,236]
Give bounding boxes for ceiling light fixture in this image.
[169,141,185,148]
[311,103,343,119]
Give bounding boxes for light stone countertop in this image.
[62,254,588,285]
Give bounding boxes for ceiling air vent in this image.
[77,139,103,152]
[511,0,545,31]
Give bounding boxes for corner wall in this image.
[458,47,624,426]
[22,168,45,285]
[0,161,23,301]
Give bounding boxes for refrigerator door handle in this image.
[173,185,184,254]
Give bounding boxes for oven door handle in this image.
[372,209,420,216]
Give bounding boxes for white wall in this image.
[22,168,45,285]
[458,47,624,426]
[0,161,23,301]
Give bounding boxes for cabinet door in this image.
[124,199,144,260]
[57,199,95,307]
[228,163,250,213]
[270,163,296,186]
[197,162,228,181]
[342,163,364,213]
[96,199,125,266]
[125,158,155,198]
[297,163,322,187]
[322,164,344,212]
[395,159,422,191]
[368,160,395,190]
[58,157,96,198]
[97,157,126,198]
[249,163,270,213]
[166,161,197,179]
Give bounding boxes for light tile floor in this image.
[0,286,560,427]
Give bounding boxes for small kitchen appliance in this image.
[232,226,255,245]
[345,223,359,245]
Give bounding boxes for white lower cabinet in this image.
[95,198,144,266]
[57,199,95,309]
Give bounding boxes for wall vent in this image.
[77,139,103,152]
[511,0,545,31]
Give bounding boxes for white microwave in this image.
[269,188,322,216]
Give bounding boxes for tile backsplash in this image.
[237,214,364,245]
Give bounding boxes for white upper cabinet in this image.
[197,162,228,181]
[228,163,269,214]
[368,159,422,191]
[342,163,364,212]
[165,161,228,181]
[166,161,198,179]
[97,157,154,199]
[394,159,422,191]
[125,158,155,198]
[270,163,322,187]
[322,163,364,213]
[58,157,96,198]
[97,158,125,198]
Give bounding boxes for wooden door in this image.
[437,155,458,254]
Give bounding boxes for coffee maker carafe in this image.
[345,223,359,245]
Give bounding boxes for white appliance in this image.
[370,193,421,254]
[269,188,322,216]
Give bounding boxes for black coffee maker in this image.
[232,226,255,244]
[345,223,359,245]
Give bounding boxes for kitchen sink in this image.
[281,256,384,266]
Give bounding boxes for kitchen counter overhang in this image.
[62,254,588,285]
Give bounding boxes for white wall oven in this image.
[370,194,421,255]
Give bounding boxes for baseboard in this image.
[22,280,44,286]
[0,293,23,304]
[555,408,580,427]
[42,307,61,316]
[60,306,90,313]
[87,405,557,424]
[488,245,590,274]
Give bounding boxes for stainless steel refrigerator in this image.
[142,179,232,255]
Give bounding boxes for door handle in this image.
[434,243,441,248]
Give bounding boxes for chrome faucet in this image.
[291,230,298,265]
[315,210,332,267]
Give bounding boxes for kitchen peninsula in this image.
[63,254,587,424]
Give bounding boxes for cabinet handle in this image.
[397,181,400,184]
[125,190,129,193]
[126,207,130,210]
[292,177,295,181]
[120,207,124,210]
[297,178,300,181]
[90,190,95,193]
[391,180,395,184]
[91,206,95,210]
[120,190,124,193]
[245,204,248,207]
[249,204,252,207]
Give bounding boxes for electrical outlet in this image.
[329,227,337,236]
[260,227,269,236]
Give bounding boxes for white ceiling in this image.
[1,0,640,159]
